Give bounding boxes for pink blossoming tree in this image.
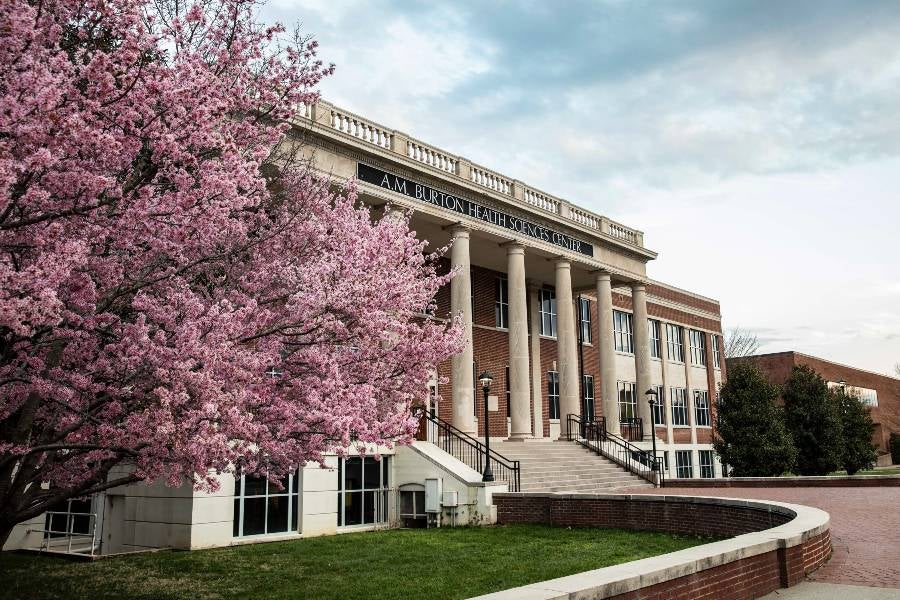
[0,0,461,545]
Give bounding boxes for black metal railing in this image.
[566,414,664,487]
[620,417,643,442]
[413,408,521,492]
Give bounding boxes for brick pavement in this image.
[627,486,900,589]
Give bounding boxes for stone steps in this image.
[492,440,652,493]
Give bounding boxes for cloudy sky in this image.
[261,0,900,376]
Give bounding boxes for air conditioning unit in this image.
[424,478,442,513]
[441,490,458,508]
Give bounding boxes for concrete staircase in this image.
[492,440,653,493]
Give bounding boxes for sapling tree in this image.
[0,0,462,545]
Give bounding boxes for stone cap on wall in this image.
[475,492,830,600]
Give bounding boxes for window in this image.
[670,387,688,426]
[472,362,477,416]
[578,297,592,343]
[649,319,662,359]
[399,484,426,527]
[617,381,637,421]
[694,390,711,427]
[233,470,299,537]
[505,365,511,414]
[675,450,693,478]
[699,450,715,479]
[712,334,721,369]
[858,389,878,407]
[689,329,707,366]
[495,277,508,328]
[583,375,595,418]
[548,371,560,420]
[338,456,390,527]
[539,288,557,337]
[651,384,666,426]
[666,323,684,362]
[470,268,474,315]
[613,310,633,353]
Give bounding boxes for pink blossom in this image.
[0,0,462,543]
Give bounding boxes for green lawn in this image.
[0,525,716,600]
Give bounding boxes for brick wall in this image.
[665,476,900,488]
[742,352,900,457]
[612,531,831,600]
[495,495,792,536]
[431,262,726,444]
[494,494,831,600]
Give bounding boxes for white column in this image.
[632,283,654,441]
[556,259,579,437]
[507,244,531,440]
[596,272,619,434]
[450,226,475,435]
[527,281,543,438]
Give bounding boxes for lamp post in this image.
[645,388,659,479]
[479,371,494,482]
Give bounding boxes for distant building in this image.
[742,351,899,466]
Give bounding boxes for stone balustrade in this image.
[327,106,392,150]
[299,101,645,248]
[406,140,457,174]
[522,187,561,215]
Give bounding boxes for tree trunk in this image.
[0,520,17,551]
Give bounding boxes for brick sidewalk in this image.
[627,486,900,589]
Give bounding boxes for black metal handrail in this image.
[620,417,643,442]
[413,408,521,492]
[566,414,664,487]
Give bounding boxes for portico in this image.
[292,99,726,477]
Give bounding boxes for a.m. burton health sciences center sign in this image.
[358,163,594,257]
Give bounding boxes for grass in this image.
[0,524,716,600]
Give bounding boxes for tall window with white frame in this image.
[617,381,637,422]
[539,288,557,337]
[548,371,560,420]
[689,329,706,366]
[582,374,595,419]
[495,277,508,329]
[337,456,390,528]
[694,390,711,427]
[649,319,662,359]
[711,334,721,369]
[675,450,694,478]
[579,297,592,343]
[233,470,299,538]
[699,450,715,479]
[652,384,666,426]
[670,387,689,426]
[505,365,511,414]
[470,268,474,315]
[613,310,633,353]
[666,323,684,362]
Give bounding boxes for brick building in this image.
[744,351,899,466]
[5,99,727,556]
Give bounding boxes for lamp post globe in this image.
[479,371,494,482]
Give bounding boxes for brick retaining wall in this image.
[480,493,831,600]
[665,476,900,488]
